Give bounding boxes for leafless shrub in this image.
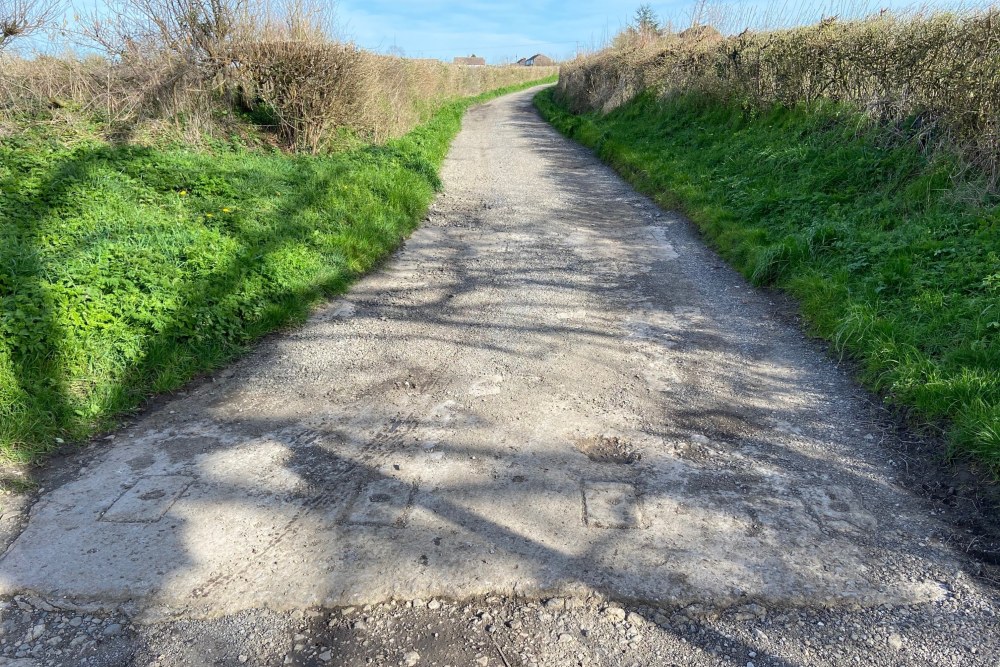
[232,39,367,150]
[48,0,254,136]
[0,0,61,50]
[81,0,250,68]
[2,0,558,149]
[228,0,559,150]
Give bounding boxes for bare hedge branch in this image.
[0,0,62,50]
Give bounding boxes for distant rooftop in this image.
[453,55,486,66]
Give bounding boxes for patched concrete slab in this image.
[582,482,643,529]
[100,475,193,524]
[347,479,415,526]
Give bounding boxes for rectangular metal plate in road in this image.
[583,481,644,529]
[100,475,193,523]
[347,478,415,527]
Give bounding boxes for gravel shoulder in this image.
[1,86,998,666]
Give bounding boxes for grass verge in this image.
[536,87,1000,472]
[0,76,556,464]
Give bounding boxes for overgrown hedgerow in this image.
[536,88,1000,473]
[0,76,555,464]
[559,9,1000,186]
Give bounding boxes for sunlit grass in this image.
[537,87,1000,473]
[0,77,556,464]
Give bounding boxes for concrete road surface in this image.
[1,87,997,666]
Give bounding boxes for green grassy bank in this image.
[536,88,1000,472]
[0,77,555,464]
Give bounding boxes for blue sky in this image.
[334,0,639,62]
[27,1,959,60]
[333,0,942,63]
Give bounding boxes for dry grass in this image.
[231,45,556,149]
[0,0,557,151]
[558,7,1000,185]
[0,51,555,149]
[354,55,559,141]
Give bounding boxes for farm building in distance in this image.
[453,55,486,66]
[516,54,555,66]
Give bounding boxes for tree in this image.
[633,4,659,35]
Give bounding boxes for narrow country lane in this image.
[1,87,997,666]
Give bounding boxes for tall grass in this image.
[559,6,1000,186]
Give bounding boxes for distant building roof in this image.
[518,53,555,66]
[453,55,486,66]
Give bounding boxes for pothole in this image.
[575,435,641,465]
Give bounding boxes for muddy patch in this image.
[576,435,641,465]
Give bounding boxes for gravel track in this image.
[1,86,998,666]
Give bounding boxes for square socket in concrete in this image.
[583,481,644,529]
[347,478,415,527]
[100,475,193,523]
